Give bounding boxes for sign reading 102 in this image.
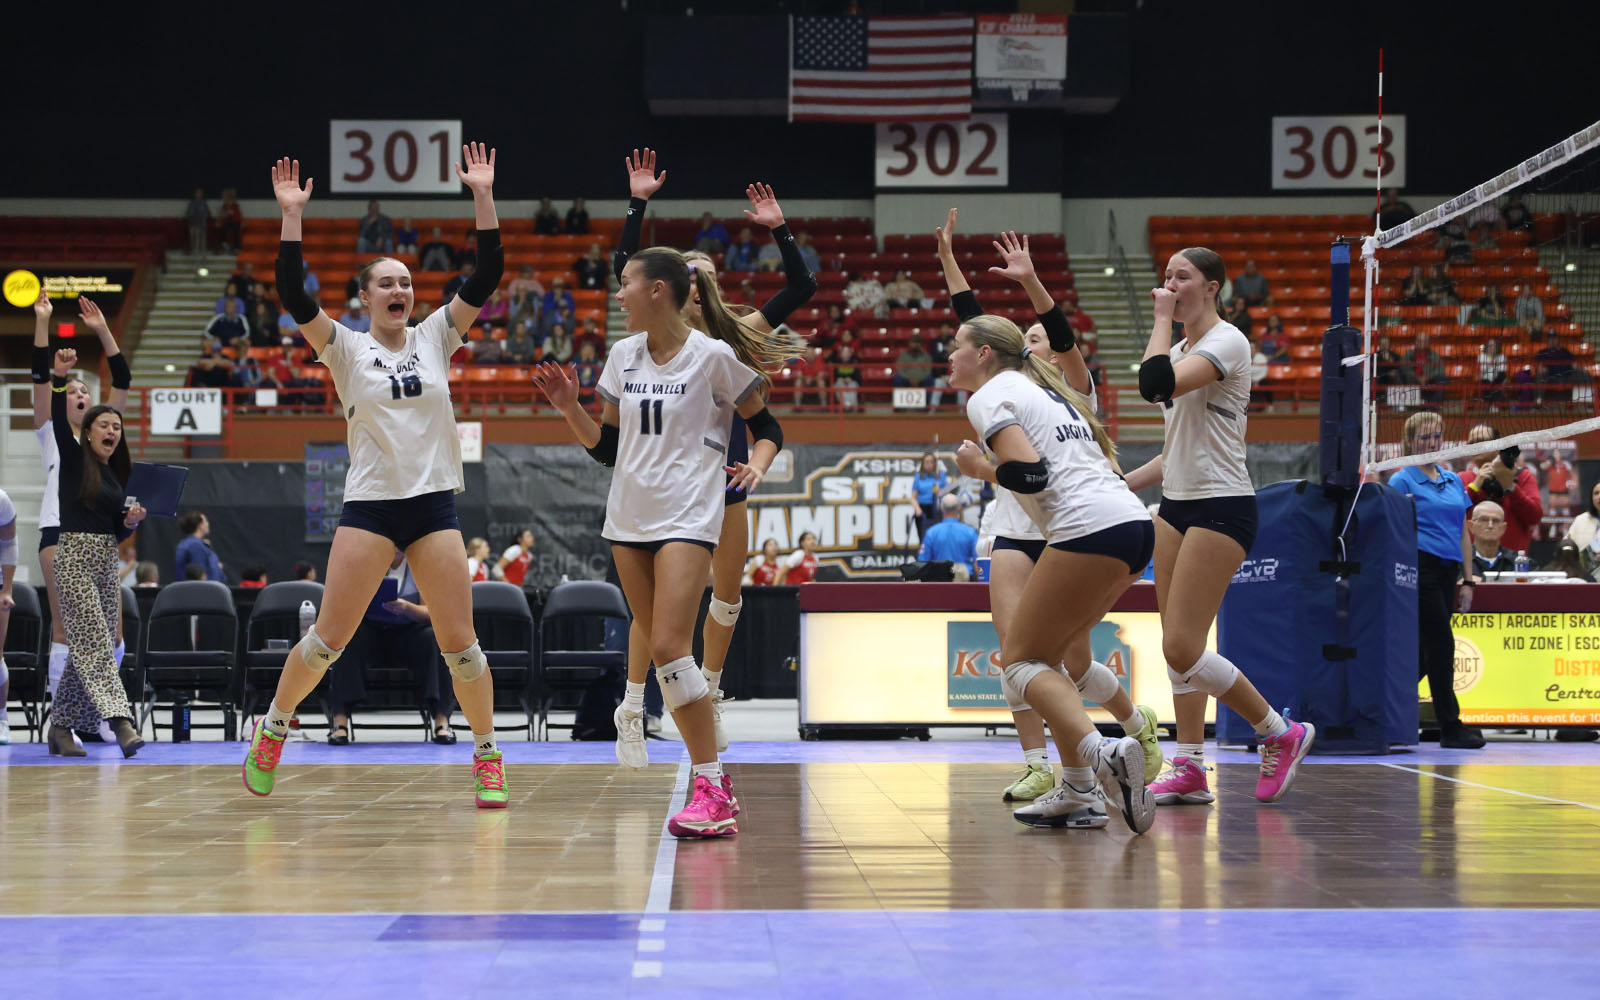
[330,120,463,194]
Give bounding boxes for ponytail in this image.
[965,315,1116,462]
[691,266,806,389]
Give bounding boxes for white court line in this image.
[633,753,691,979]
[1378,762,1600,811]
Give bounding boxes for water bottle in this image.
[298,600,316,637]
[1514,550,1530,579]
[172,691,191,743]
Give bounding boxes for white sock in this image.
[691,760,723,781]
[113,640,125,668]
[1177,742,1205,765]
[1022,746,1049,768]
[474,731,498,757]
[48,643,69,698]
[1062,765,1096,790]
[265,700,293,735]
[702,667,723,696]
[1118,711,1144,735]
[1075,731,1105,768]
[622,681,646,714]
[1254,708,1289,740]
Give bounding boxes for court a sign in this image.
[149,388,222,436]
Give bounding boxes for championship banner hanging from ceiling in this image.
[974,13,1067,108]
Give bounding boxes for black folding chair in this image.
[119,586,142,710]
[240,581,324,725]
[537,581,627,741]
[138,581,239,740]
[470,581,536,738]
[3,584,46,741]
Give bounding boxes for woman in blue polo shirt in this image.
[1386,411,1485,750]
[913,452,949,538]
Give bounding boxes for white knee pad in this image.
[445,642,488,681]
[297,624,343,673]
[1000,672,1030,712]
[708,597,742,628]
[657,655,710,711]
[1172,651,1240,698]
[0,655,8,686]
[1074,660,1122,705]
[1001,660,1053,705]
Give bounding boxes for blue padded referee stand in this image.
[1216,241,1419,752]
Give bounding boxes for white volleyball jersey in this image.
[318,309,465,502]
[0,487,15,527]
[597,329,762,545]
[966,371,1144,543]
[1160,320,1254,500]
[984,385,1100,543]
[35,424,60,529]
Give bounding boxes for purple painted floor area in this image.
[6,909,1597,999]
[2,738,1594,767]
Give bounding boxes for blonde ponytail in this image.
[965,314,1117,461]
[691,266,806,389]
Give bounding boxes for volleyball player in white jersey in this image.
[30,291,130,746]
[938,216,1163,807]
[242,148,509,808]
[944,285,1155,833]
[610,149,812,767]
[534,246,785,838]
[1126,248,1314,805]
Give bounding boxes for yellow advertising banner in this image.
[1430,612,1600,725]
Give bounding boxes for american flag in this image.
[790,15,974,123]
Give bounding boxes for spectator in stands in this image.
[293,561,317,582]
[175,510,226,582]
[918,494,979,581]
[470,332,504,365]
[188,343,232,388]
[215,281,246,316]
[1250,340,1270,386]
[793,345,828,407]
[276,310,304,347]
[1503,194,1532,231]
[1468,501,1518,575]
[419,227,456,271]
[883,269,925,309]
[742,539,784,586]
[1464,423,1542,553]
[574,341,601,405]
[694,212,730,254]
[816,303,851,347]
[262,339,298,392]
[302,264,321,297]
[1401,265,1429,305]
[134,562,160,588]
[1224,295,1253,338]
[356,199,394,254]
[830,342,860,411]
[326,550,459,746]
[413,302,434,325]
[1065,301,1095,334]
[929,326,962,408]
[1534,328,1579,399]
[230,349,264,391]
[734,279,756,306]
[843,271,887,318]
[443,261,474,304]
[505,321,539,364]
[541,277,575,317]
[1232,259,1269,306]
[1514,282,1545,329]
[565,197,590,235]
[912,452,948,538]
[1258,314,1288,362]
[533,197,562,235]
[1437,218,1473,264]
[540,301,577,343]
[496,530,535,586]
[573,316,606,358]
[217,187,243,252]
[1423,264,1458,305]
[542,322,572,363]
[1563,479,1600,580]
[394,218,418,254]
[724,227,759,271]
[893,334,935,391]
[185,187,210,256]
[1378,189,1416,231]
[340,299,371,334]
[478,289,510,330]
[1375,334,1402,385]
[343,272,361,303]
[206,297,250,353]
[796,231,822,273]
[1469,287,1512,326]
[1478,337,1507,394]
[1406,330,1447,400]
[574,243,609,290]
[230,260,259,302]
[755,238,782,272]
[239,566,269,589]
[1468,198,1503,239]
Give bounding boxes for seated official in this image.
[326,550,458,745]
[1468,501,1521,575]
[918,494,979,581]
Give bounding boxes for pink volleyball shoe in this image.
[667,776,738,838]
[1149,756,1215,805]
[1255,721,1316,803]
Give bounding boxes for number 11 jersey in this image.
[597,329,762,545]
[318,309,466,501]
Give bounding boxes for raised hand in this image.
[530,361,579,410]
[935,208,958,261]
[1151,286,1177,321]
[33,289,52,319]
[455,142,496,194]
[725,461,764,495]
[271,157,313,215]
[626,147,666,200]
[54,347,78,376]
[79,295,111,336]
[742,182,785,229]
[987,231,1036,284]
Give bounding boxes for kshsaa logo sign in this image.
[947,619,1135,708]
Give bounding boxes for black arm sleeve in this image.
[757,224,819,328]
[744,406,783,453]
[951,290,983,322]
[50,377,78,458]
[1037,305,1076,353]
[107,353,132,390]
[456,229,504,308]
[275,242,323,325]
[32,345,53,384]
[585,423,619,467]
[1138,355,1176,404]
[613,197,647,281]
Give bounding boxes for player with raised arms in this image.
[242,147,509,807]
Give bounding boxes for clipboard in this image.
[124,463,189,518]
[365,576,404,622]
